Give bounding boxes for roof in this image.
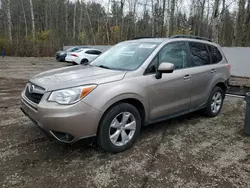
[78,48,102,52]
[131,38,168,43]
[131,35,219,46]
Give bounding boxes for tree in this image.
[21,0,27,37]
[1,0,250,56]
[65,0,69,37]
[73,0,77,41]
[168,0,175,36]
[6,0,12,44]
[29,0,35,40]
[243,0,250,45]
[212,0,220,43]
[236,0,246,45]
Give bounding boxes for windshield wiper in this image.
[97,65,111,69]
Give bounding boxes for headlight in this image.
[48,85,97,104]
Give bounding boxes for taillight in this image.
[226,64,231,73]
[71,54,78,57]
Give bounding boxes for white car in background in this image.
[65,48,102,65]
[74,48,102,65]
[65,48,85,63]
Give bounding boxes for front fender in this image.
[100,93,146,113]
[83,80,149,121]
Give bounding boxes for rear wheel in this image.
[204,86,224,117]
[97,103,141,153]
[80,59,89,65]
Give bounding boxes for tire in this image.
[204,86,225,117]
[97,103,141,153]
[80,59,89,65]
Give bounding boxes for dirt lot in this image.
[230,76,250,87]
[0,57,250,188]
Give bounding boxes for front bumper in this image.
[20,92,102,143]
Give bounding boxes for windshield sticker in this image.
[138,44,156,49]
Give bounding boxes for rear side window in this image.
[189,42,210,67]
[85,50,102,55]
[207,45,223,64]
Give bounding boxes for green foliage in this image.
[79,32,85,43]
[110,25,120,43]
[0,38,9,49]
[173,29,189,35]
[36,30,52,41]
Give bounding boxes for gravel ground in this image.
[230,76,250,87]
[0,57,250,188]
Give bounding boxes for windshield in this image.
[65,47,74,52]
[65,46,79,52]
[90,41,160,71]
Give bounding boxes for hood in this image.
[30,65,126,91]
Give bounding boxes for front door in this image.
[144,41,192,120]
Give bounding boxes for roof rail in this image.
[170,35,212,42]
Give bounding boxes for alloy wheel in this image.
[109,112,136,146]
[211,91,222,114]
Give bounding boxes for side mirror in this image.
[155,62,174,79]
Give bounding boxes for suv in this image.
[21,35,230,153]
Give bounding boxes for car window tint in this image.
[95,50,102,55]
[189,42,210,66]
[159,42,188,70]
[75,49,83,53]
[85,50,92,54]
[71,47,79,52]
[92,50,102,55]
[85,50,102,55]
[207,45,223,64]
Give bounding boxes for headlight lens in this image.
[48,85,96,104]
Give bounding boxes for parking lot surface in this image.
[0,57,250,188]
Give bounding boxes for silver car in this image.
[21,35,231,153]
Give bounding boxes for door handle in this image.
[211,69,216,73]
[184,75,191,80]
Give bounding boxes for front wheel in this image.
[204,86,225,117]
[97,103,141,153]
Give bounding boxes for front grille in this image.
[25,87,44,104]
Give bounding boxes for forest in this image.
[0,0,249,56]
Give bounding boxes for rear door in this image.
[187,41,215,110]
[206,44,229,80]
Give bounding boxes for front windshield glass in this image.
[90,41,160,71]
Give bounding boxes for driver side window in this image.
[145,42,188,75]
[159,42,188,70]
